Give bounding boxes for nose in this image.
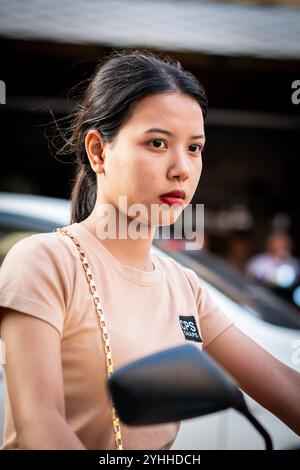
[167,151,191,182]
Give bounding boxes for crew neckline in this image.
[65,222,162,286]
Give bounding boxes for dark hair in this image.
[59,49,208,223]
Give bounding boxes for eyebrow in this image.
[144,128,205,140]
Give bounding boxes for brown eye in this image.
[189,144,202,153]
[148,139,166,149]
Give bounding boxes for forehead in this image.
[124,92,205,135]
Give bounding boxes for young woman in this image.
[0,50,299,450]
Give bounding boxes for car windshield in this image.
[154,241,300,331]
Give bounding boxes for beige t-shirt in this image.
[0,222,233,450]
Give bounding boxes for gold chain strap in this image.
[55,227,123,451]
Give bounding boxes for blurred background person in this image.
[246,231,300,289]
[225,231,253,274]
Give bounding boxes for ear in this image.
[84,129,106,174]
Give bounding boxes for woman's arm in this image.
[0,308,86,449]
[205,324,300,436]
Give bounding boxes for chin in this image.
[156,209,184,227]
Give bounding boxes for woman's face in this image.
[95,92,205,227]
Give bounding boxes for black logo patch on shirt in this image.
[179,315,202,343]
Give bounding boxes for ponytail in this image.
[71,165,96,223]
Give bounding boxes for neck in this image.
[80,204,157,271]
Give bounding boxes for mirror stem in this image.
[236,396,273,450]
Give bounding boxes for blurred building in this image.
[0,0,300,255]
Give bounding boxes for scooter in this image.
[108,344,273,450]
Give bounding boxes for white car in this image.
[0,192,299,449]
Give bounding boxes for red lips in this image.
[159,189,186,207]
[159,189,186,199]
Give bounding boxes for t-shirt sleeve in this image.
[0,234,71,338]
[183,267,234,348]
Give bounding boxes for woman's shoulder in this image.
[0,230,77,338]
[1,229,78,271]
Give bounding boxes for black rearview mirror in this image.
[108,344,272,449]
